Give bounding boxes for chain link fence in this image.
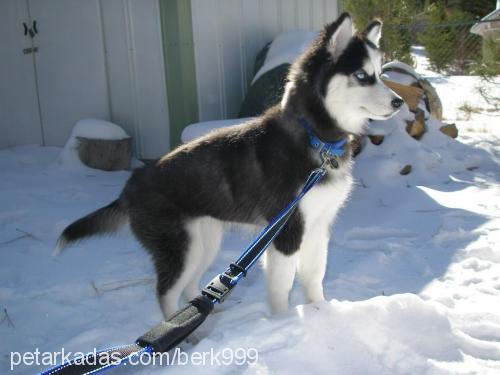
[383,18,500,76]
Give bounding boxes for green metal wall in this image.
[159,0,198,148]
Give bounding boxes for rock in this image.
[405,109,426,140]
[400,164,412,175]
[368,134,385,145]
[77,137,132,171]
[439,123,458,138]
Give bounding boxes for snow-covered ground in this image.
[1,51,500,374]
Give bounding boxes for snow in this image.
[66,118,129,141]
[1,49,500,374]
[192,294,466,374]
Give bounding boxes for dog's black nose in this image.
[391,98,404,109]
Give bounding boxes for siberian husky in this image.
[56,13,402,317]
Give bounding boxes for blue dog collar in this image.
[299,118,347,164]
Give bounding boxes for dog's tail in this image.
[54,199,127,255]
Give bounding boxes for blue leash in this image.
[40,126,347,375]
[41,345,153,375]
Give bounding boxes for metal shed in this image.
[0,0,339,159]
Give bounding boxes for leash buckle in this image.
[202,272,237,303]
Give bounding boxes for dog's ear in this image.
[325,13,354,61]
[363,20,382,47]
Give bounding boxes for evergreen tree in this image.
[342,0,422,65]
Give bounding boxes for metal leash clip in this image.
[320,148,341,169]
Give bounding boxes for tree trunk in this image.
[77,136,132,171]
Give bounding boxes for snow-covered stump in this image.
[77,136,132,171]
[58,119,132,172]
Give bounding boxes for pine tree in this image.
[342,0,421,65]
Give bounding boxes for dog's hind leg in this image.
[149,217,222,319]
[154,218,209,319]
[183,217,223,301]
[157,272,185,319]
[153,234,190,319]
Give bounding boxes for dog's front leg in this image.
[264,245,299,314]
[264,213,303,314]
[297,222,330,304]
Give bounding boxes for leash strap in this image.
[40,344,152,375]
[199,166,326,304]
[40,165,328,375]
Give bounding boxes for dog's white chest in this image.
[299,164,353,229]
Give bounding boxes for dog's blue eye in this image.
[354,71,368,81]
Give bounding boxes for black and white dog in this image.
[56,13,402,316]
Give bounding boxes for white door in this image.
[28,0,110,146]
[0,0,43,148]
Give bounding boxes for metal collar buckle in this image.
[299,117,346,169]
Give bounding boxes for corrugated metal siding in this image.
[0,0,169,158]
[191,0,339,121]
[101,0,170,159]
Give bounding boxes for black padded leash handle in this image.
[41,296,214,375]
[136,295,214,352]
